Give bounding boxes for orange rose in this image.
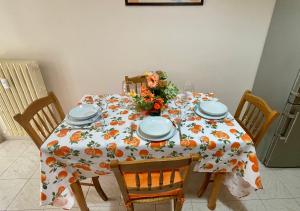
[146,72,159,88]
[153,102,161,110]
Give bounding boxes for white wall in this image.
[0,0,275,112]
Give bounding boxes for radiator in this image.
[0,60,48,137]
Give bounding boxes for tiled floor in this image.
[0,139,300,211]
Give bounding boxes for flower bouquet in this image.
[131,71,178,115]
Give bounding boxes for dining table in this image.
[40,92,262,210]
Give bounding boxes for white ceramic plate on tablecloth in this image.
[65,112,101,126]
[199,101,228,116]
[139,116,172,138]
[194,104,228,120]
[68,104,100,121]
[137,125,177,142]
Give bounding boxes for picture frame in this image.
[125,0,204,6]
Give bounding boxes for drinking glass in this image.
[183,81,194,95]
[121,81,134,109]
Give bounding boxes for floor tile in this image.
[0,179,27,210]
[276,168,300,198]
[8,179,50,210]
[0,157,17,176]
[256,168,293,199]
[295,198,300,206]
[22,142,40,158]
[85,176,121,208]
[156,200,173,211]
[133,203,156,211]
[223,200,266,211]
[0,139,31,158]
[192,202,228,211]
[0,156,39,179]
[262,198,300,211]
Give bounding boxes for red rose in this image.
[153,102,161,110]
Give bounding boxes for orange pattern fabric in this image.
[40,93,262,209]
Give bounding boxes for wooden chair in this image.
[125,75,147,94]
[13,92,108,211]
[111,154,200,211]
[197,90,278,210]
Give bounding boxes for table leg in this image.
[71,180,89,211]
[198,172,212,197]
[92,176,108,201]
[207,173,225,210]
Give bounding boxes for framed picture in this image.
[125,0,204,6]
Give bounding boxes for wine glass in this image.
[181,81,194,102]
[121,81,134,109]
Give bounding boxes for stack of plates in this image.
[194,101,228,120]
[65,104,101,126]
[137,116,176,141]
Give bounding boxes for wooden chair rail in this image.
[111,154,200,211]
[13,91,108,211]
[197,90,279,210]
[125,75,147,94]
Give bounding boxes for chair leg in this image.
[126,202,134,211]
[197,173,212,197]
[207,173,225,210]
[92,176,108,201]
[174,197,184,211]
[71,180,89,211]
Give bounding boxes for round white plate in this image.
[139,116,172,138]
[137,125,177,142]
[65,112,101,126]
[69,104,100,121]
[199,101,228,116]
[194,105,228,120]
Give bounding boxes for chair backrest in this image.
[125,75,147,94]
[14,92,65,148]
[234,90,278,147]
[110,154,200,202]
